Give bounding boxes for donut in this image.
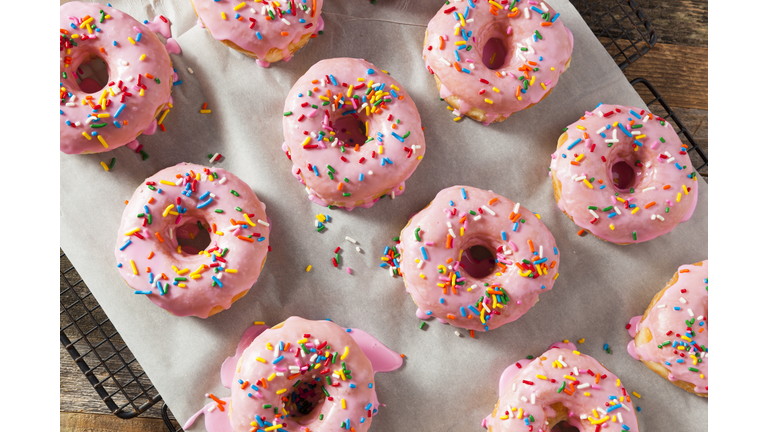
[229,317,382,432]
[483,341,640,432]
[549,104,699,244]
[282,58,426,210]
[60,2,174,154]
[423,1,573,124]
[398,186,560,332]
[628,260,708,397]
[191,0,324,68]
[114,163,270,318]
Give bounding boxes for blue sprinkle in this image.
[172,80,183,86]
[468,305,480,315]
[257,237,266,242]
[329,74,338,86]
[551,12,561,22]
[251,384,259,392]
[608,212,617,218]
[359,173,364,181]
[460,306,467,317]
[391,132,405,142]
[117,263,123,268]
[513,222,519,232]
[634,140,643,147]
[461,188,467,199]
[212,276,223,287]
[533,257,548,265]
[136,32,142,42]
[554,247,559,255]
[674,163,683,170]
[599,185,606,189]
[367,68,374,75]
[256,31,263,40]
[368,383,373,388]
[199,191,210,200]
[134,290,152,295]
[468,0,475,7]
[461,68,471,74]
[299,18,306,23]
[531,6,544,14]
[421,246,428,261]
[113,121,121,128]
[350,384,356,388]
[112,40,117,46]
[630,110,641,119]
[674,306,681,311]
[114,103,126,118]
[618,123,633,137]
[312,165,320,176]
[541,285,546,290]
[454,50,461,61]
[440,298,445,304]
[197,198,213,209]
[501,231,507,241]
[272,355,284,364]
[567,137,582,150]
[119,239,132,251]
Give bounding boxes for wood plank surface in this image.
[634,0,707,47]
[61,412,169,432]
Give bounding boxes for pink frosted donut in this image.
[423,1,573,124]
[114,163,270,318]
[60,2,174,154]
[483,342,640,432]
[230,317,382,432]
[282,58,426,210]
[628,260,708,397]
[550,104,699,244]
[398,186,560,332]
[191,0,324,68]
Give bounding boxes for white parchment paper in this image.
[60,1,708,430]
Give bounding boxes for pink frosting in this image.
[628,260,708,394]
[114,163,270,318]
[282,58,426,210]
[192,0,323,64]
[423,1,573,124]
[60,2,174,154]
[485,342,639,432]
[550,104,699,243]
[398,186,560,332]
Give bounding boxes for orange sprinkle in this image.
[208,394,226,405]
[577,229,586,236]
[155,232,164,243]
[124,200,129,205]
[146,267,151,272]
[438,36,445,50]
[147,251,154,259]
[541,22,552,26]
[311,79,319,84]
[470,330,475,338]
[528,239,536,252]
[145,73,154,79]
[240,380,249,390]
[337,182,344,191]
[488,197,498,205]
[645,201,656,209]
[496,71,503,78]
[453,61,462,72]
[550,261,556,268]
[160,273,168,280]
[512,213,522,223]
[230,218,237,226]
[570,161,580,166]
[508,10,519,18]
[680,269,690,273]
[446,258,453,264]
[663,185,671,190]
[509,211,516,220]
[99,47,105,53]
[312,0,316,17]
[238,235,255,242]
[446,314,456,320]
[354,144,360,152]
[446,234,452,249]
[280,32,289,36]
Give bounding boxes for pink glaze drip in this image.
[399,186,560,332]
[627,260,708,394]
[143,119,158,135]
[184,318,402,432]
[192,0,323,63]
[60,2,174,154]
[423,2,573,124]
[550,104,699,243]
[485,342,639,431]
[114,163,270,318]
[282,58,426,210]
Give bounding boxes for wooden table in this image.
[59,1,708,430]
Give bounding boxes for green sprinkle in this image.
[90,123,107,128]
[557,381,566,393]
[660,137,666,143]
[403,131,411,139]
[155,78,160,84]
[521,47,528,51]
[230,190,240,197]
[283,111,292,116]
[344,177,349,183]
[147,213,152,225]
[108,157,116,169]
[632,231,637,241]
[62,71,68,79]
[326,165,335,173]
[214,209,223,213]
[415,227,422,242]
[688,367,699,372]
[342,192,351,197]
[137,213,145,218]
[235,206,243,212]
[174,277,187,281]
[147,185,156,191]
[140,150,149,160]
[588,206,598,210]
[526,355,534,360]
[419,321,426,329]
[602,206,613,212]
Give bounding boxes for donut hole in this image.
[459,245,496,279]
[284,380,326,424]
[482,37,509,70]
[610,160,637,191]
[551,421,580,432]
[332,116,369,148]
[175,220,212,255]
[75,55,110,94]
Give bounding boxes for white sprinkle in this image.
[688,308,694,316]
[219,177,227,184]
[580,414,588,420]
[257,219,270,227]
[577,383,590,389]
[524,7,530,18]
[597,408,607,415]
[473,215,482,221]
[651,214,656,220]
[657,304,666,309]
[345,236,357,244]
[618,413,624,423]
[482,205,496,216]
[482,302,491,313]
[573,367,579,376]
[281,18,291,25]
[656,214,665,221]
[631,131,642,136]
[642,115,649,123]
[589,209,599,219]
[614,206,622,215]
[574,176,586,182]
[597,127,607,134]
[521,396,528,403]
[605,139,619,143]
[666,157,676,163]
[356,246,362,253]
[391,190,396,199]
[209,153,219,163]
[448,228,457,238]
[207,404,217,413]
[66,102,76,107]
[540,2,549,12]
[680,297,687,304]
[440,57,452,66]
[454,331,461,337]
[642,186,656,192]
[512,383,517,392]
[531,393,536,404]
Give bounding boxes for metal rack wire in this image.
[60,3,704,431]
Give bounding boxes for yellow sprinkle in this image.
[243,213,257,226]
[263,425,281,432]
[276,388,287,395]
[190,274,201,279]
[631,207,639,214]
[139,88,144,97]
[419,273,426,279]
[535,374,548,380]
[306,265,312,272]
[254,321,265,325]
[79,17,94,28]
[163,204,174,217]
[97,135,109,148]
[578,338,585,343]
[484,98,494,104]
[500,415,509,420]
[340,346,349,360]
[564,375,576,381]
[576,125,586,130]
[130,260,138,275]
[139,54,146,61]
[682,184,688,195]
[584,392,591,397]
[100,161,110,171]
[616,378,621,387]
[632,391,641,398]
[378,145,383,154]
[583,179,593,189]
[489,0,503,8]
[160,180,176,186]
[391,85,400,91]
[221,12,227,19]
[563,339,570,343]
[493,87,500,93]
[158,109,170,125]
[267,373,276,381]
[635,134,646,139]
[454,41,467,46]
[681,335,692,342]
[128,37,136,45]
[177,283,186,288]
[541,83,547,90]
[677,192,682,202]
[256,357,266,364]
[82,132,92,140]
[234,2,246,11]
[125,227,141,236]
[453,117,462,122]
[341,399,347,409]
[225,269,238,273]
[576,154,585,162]
[609,224,615,230]
[572,350,581,355]
[298,338,308,344]
[553,272,559,280]
[200,109,212,114]
[176,268,189,275]
[530,76,535,85]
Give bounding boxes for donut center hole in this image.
[551,421,580,432]
[284,380,326,424]
[332,116,369,148]
[482,38,508,70]
[611,160,637,190]
[75,55,110,93]
[459,245,496,279]
[175,220,212,255]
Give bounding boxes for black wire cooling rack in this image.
[60,3,703,431]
